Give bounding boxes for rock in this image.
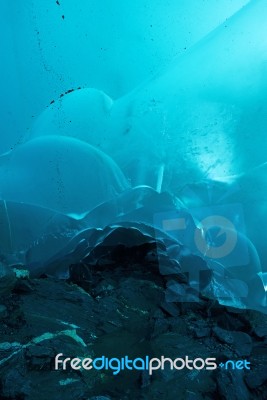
[158,255,182,275]
[14,279,34,293]
[191,322,211,339]
[216,369,250,400]
[215,312,246,331]
[93,279,116,297]
[69,262,93,292]
[165,280,186,302]
[185,391,204,400]
[151,316,170,337]
[213,327,252,356]
[213,326,235,344]
[140,370,151,388]
[231,331,252,357]
[245,368,267,389]
[0,262,17,295]
[160,301,180,317]
[26,344,54,369]
[0,304,7,318]
[0,341,21,359]
[1,367,31,399]
[0,221,266,399]
[254,325,267,338]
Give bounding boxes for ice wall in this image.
[0,0,249,154]
[108,0,267,188]
[31,0,267,190]
[0,136,129,215]
[29,0,267,273]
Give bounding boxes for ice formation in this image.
[31,0,267,190]
[2,0,267,313]
[0,136,129,215]
[30,88,113,150]
[0,200,84,258]
[30,1,267,272]
[107,0,267,189]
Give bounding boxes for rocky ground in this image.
[0,226,267,400]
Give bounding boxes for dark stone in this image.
[191,321,211,338]
[254,325,267,338]
[245,368,267,389]
[231,331,252,357]
[185,391,204,400]
[151,316,170,337]
[213,327,252,356]
[1,222,267,399]
[160,301,180,317]
[216,312,246,331]
[165,280,186,302]
[158,255,182,275]
[89,397,111,400]
[216,369,250,400]
[0,304,7,318]
[69,262,93,292]
[1,367,31,399]
[26,345,54,369]
[14,279,34,294]
[213,327,234,344]
[140,370,151,388]
[26,344,53,358]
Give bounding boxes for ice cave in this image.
[0,1,267,398]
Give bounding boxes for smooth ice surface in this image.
[0,136,129,215]
[0,0,249,153]
[30,88,113,147]
[31,0,267,191]
[108,0,267,188]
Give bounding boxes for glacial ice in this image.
[2,0,267,313]
[30,0,267,274]
[0,136,129,215]
[0,200,82,256]
[107,0,267,189]
[31,0,267,190]
[30,88,113,150]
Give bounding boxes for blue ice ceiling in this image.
[1,0,249,154]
